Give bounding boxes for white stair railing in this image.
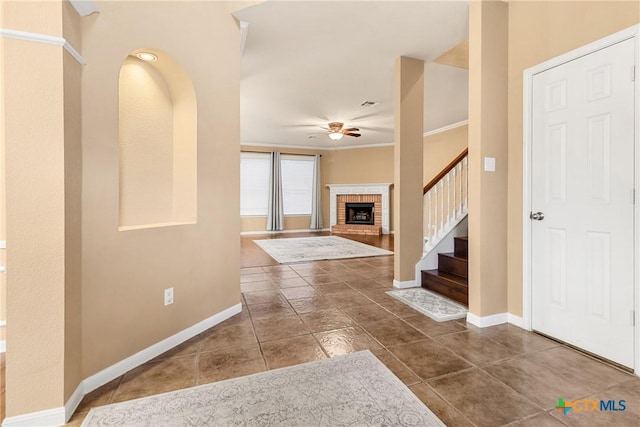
[423,150,468,252]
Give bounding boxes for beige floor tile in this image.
[299,308,356,333]
[253,313,310,342]
[260,334,327,369]
[435,331,520,365]
[359,318,428,346]
[409,382,474,427]
[314,326,383,356]
[198,344,266,384]
[370,348,421,386]
[198,322,257,352]
[280,285,319,300]
[341,303,397,324]
[428,368,540,427]
[112,356,197,403]
[388,339,472,380]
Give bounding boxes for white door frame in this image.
[522,24,640,372]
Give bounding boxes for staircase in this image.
[421,236,468,306]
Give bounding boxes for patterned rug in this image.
[253,236,393,263]
[387,288,468,322]
[81,351,443,427]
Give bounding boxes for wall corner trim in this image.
[466,311,508,328]
[392,279,417,289]
[69,0,99,17]
[0,28,87,65]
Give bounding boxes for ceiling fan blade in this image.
[345,132,361,138]
[342,127,360,132]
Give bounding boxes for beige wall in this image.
[240,145,395,233]
[468,0,509,317]
[1,0,70,416]
[80,1,241,378]
[506,1,640,316]
[423,125,468,184]
[62,0,83,401]
[394,57,424,282]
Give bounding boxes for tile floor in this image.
[0,233,628,426]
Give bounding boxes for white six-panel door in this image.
[531,38,635,368]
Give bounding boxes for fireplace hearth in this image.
[346,202,375,225]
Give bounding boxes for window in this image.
[240,153,270,216]
[240,153,315,216]
[281,155,314,215]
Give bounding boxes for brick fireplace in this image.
[327,184,392,236]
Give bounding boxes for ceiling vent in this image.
[360,101,379,107]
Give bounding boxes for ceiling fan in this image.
[327,122,361,141]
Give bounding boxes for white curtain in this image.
[266,152,284,231]
[309,154,323,230]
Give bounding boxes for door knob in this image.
[530,212,545,221]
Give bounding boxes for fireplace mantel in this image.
[326,183,392,234]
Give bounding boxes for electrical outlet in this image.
[164,287,174,306]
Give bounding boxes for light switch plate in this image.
[484,157,496,172]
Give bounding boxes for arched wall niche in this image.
[118,48,197,230]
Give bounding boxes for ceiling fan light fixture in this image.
[328,132,344,141]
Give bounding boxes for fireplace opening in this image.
[345,202,375,225]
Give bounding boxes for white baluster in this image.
[452,166,457,221]
[446,172,451,226]
[463,157,468,212]
[439,180,444,235]
[458,162,463,215]
[434,185,439,237]
[427,191,432,242]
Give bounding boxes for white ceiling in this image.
[234,1,469,149]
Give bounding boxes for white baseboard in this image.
[507,313,525,329]
[2,303,242,426]
[64,383,85,423]
[83,303,241,394]
[466,312,508,328]
[240,228,330,236]
[2,407,65,427]
[392,279,417,289]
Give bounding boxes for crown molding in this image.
[0,28,86,65]
[69,0,99,17]
[423,119,468,137]
[240,21,249,55]
[241,141,395,151]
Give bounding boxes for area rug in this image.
[81,350,443,427]
[253,236,393,263]
[387,288,467,322]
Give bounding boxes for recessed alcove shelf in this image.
[118,48,197,230]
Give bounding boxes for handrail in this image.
[423,148,468,195]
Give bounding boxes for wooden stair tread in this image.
[422,269,468,286]
[440,252,467,261]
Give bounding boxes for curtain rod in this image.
[241,150,321,157]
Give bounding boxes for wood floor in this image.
[241,231,394,268]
